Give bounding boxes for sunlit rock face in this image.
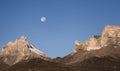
[101,25,120,46]
[74,35,101,53]
[73,25,120,53]
[2,36,29,56]
[84,35,101,51]
[1,36,48,65]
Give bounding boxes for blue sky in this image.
[0,0,120,58]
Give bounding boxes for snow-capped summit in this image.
[1,36,49,65]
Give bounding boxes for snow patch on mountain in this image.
[29,44,48,57]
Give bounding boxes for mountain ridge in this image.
[0,25,120,71]
[53,25,120,65]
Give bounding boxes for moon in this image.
[40,17,46,23]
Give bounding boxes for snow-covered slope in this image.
[29,44,48,57]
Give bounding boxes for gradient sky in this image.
[0,0,120,58]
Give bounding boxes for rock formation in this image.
[1,36,48,65]
[84,35,101,51]
[101,25,120,46]
[73,25,120,53]
[73,35,101,53]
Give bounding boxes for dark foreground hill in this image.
[2,58,74,71]
[1,56,120,71]
[74,56,120,71]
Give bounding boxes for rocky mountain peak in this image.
[1,36,48,65]
[20,36,26,40]
[18,36,26,41]
[2,36,29,56]
[101,25,120,46]
[73,25,120,53]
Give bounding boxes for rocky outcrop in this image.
[1,36,48,65]
[101,25,120,46]
[84,35,101,51]
[74,35,101,53]
[73,40,84,53]
[73,25,120,53]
